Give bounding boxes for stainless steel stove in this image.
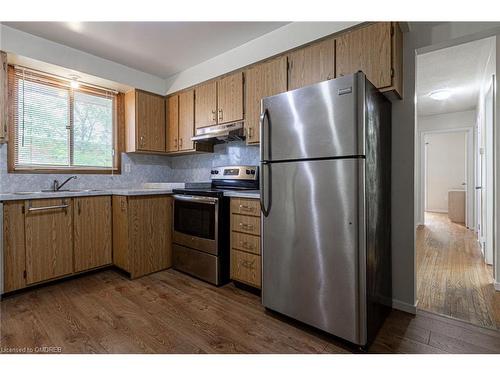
[172,166,259,285]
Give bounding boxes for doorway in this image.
[415,36,499,330]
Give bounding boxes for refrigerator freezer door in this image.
[261,74,365,162]
[261,158,366,345]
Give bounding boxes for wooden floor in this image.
[416,212,500,330]
[2,268,500,354]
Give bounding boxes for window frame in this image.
[7,66,123,174]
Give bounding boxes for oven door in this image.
[173,195,219,255]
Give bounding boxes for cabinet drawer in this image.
[231,214,260,236]
[231,231,260,255]
[230,250,261,288]
[230,197,261,217]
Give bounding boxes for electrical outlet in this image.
[125,164,131,173]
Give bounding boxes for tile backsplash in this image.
[0,141,260,192]
[168,141,260,182]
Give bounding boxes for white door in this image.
[483,79,494,264]
[425,131,467,215]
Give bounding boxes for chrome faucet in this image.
[53,176,77,191]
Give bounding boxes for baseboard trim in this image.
[392,299,417,314]
[494,281,500,291]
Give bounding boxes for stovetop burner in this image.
[173,165,259,198]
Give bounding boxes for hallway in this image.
[416,212,500,330]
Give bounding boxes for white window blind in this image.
[10,67,117,171]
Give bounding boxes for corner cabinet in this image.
[125,89,166,153]
[335,22,403,98]
[112,195,173,278]
[245,56,288,145]
[166,90,213,155]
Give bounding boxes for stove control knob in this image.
[246,170,250,175]
[250,170,256,175]
[214,170,219,174]
[210,170,215,174]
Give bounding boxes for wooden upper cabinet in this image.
[178,90,195,151]
[288,38,336,91]
[336,22,403,97]
[166,95,179,152]
[125,89,166,153]
[217,72,244,125]
[245,56,288,145]
[73,196,112,273]
[24,198,74,285]
[195,81,217,129]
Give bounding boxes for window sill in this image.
[9,167,121,175]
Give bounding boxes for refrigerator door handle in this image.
[260,162,271,217]
[259,108,269,162]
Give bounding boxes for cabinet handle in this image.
[28,200,68,212]
[239,222,254,230]
[174,138,178,148]
[240,241,254,250]
[248,127,253,139]
[239,204,254,211]
[218,109,223,122]
[240,259,255,269]
[179,138,183,148]
[211,110,216,122]
[77,201,81,215]
[140,136,145,147]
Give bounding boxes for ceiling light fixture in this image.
[429,89,452,101]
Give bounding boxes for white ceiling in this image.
[3,22,289,79]
[416,36,496,116]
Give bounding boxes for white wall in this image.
[416,110,475,226]
[165,22,359,93]
[425,131,467,213]
[0,25,166,95]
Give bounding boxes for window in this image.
[8,66,122,173]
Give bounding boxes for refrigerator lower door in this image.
[261,158,366,345]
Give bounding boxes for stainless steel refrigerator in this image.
[259,72,392,347]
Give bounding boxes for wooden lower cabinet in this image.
[73,196,112,272]
[112,195,172,278]
[2,196,113,293]
[24,198,74,285]
[230,197,262,288]
[3,201,26,292]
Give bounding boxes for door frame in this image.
[414,31,499,305]
[419,127,473,227]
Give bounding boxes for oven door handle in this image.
[173,194,218,204]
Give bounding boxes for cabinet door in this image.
[195,81,217,129]
[217,72,243,125]
[25,199,73,284]
[166,95,179,152]
[335,22,392,89]
[288,38,335,91]
[178,90,195,151]
[3,201,26,292]
[0,51,7,142]
[136,90,166,152]
[245,56,287,144]
[129,196,172,278]
[74,196,112,272]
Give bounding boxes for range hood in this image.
[191,122,245,144]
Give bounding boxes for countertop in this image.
[222,190,260,199]
[0,183,261,202]
[0,183,186,202]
